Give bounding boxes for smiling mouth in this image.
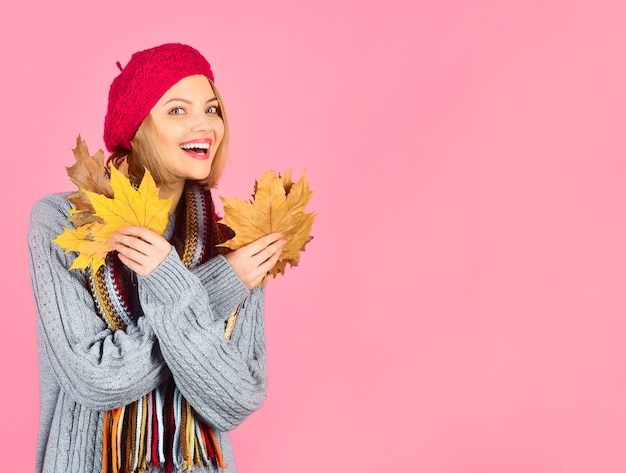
[180,142,210,156]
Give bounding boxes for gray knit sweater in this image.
[28,193,267,473]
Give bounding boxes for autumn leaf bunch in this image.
[219,169,316,280]
[53,136,171,272]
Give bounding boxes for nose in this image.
[190,111,213,133]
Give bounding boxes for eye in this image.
[168,107,185,115]
[207,105,220,114]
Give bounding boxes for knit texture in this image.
[29,191,267,473]
[104,43,215,153]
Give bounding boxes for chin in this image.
[186,171,212,182]
[184,164,213,181]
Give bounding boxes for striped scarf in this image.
[86,182,233,473]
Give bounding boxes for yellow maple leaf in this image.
[53,220,109,271]
[85,166,171,237]
[53,167,171,272]
[218,169,316,281]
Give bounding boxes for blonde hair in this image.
[109,78,230,190]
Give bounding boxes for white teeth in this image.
[180,143,210,150]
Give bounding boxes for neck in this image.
[159,181,185,214]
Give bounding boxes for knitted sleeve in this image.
[28,194,169,411]
[190,255,251,322]
[137,251,267,431]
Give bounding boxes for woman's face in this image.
[148,74,224,186]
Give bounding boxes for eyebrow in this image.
[163,97,218,106]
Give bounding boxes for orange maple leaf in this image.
[65,135,130,225]
[218,169,315,281]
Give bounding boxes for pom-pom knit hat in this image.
[103,43,215,153]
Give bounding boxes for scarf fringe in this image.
[102,383,226,473]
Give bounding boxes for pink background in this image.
[2,0,626,471]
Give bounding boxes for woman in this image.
[28,43,284,473]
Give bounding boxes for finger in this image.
[260,232,284,247]
[116,241,168,274]
[117,251,140,268]
[258,245,284,274]
[115,242,150,264]
[112,234,148,254]
[247,236,285,260]
[117,252,150,276]
[250,239,286,264]
[116,226,164,245]
[113,228,171,257]
[248,248,283,288]
[242,233,283,256]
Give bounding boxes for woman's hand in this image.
[112,227,172,276]
[224,233,286,289]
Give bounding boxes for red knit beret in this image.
[103,43,215,153]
